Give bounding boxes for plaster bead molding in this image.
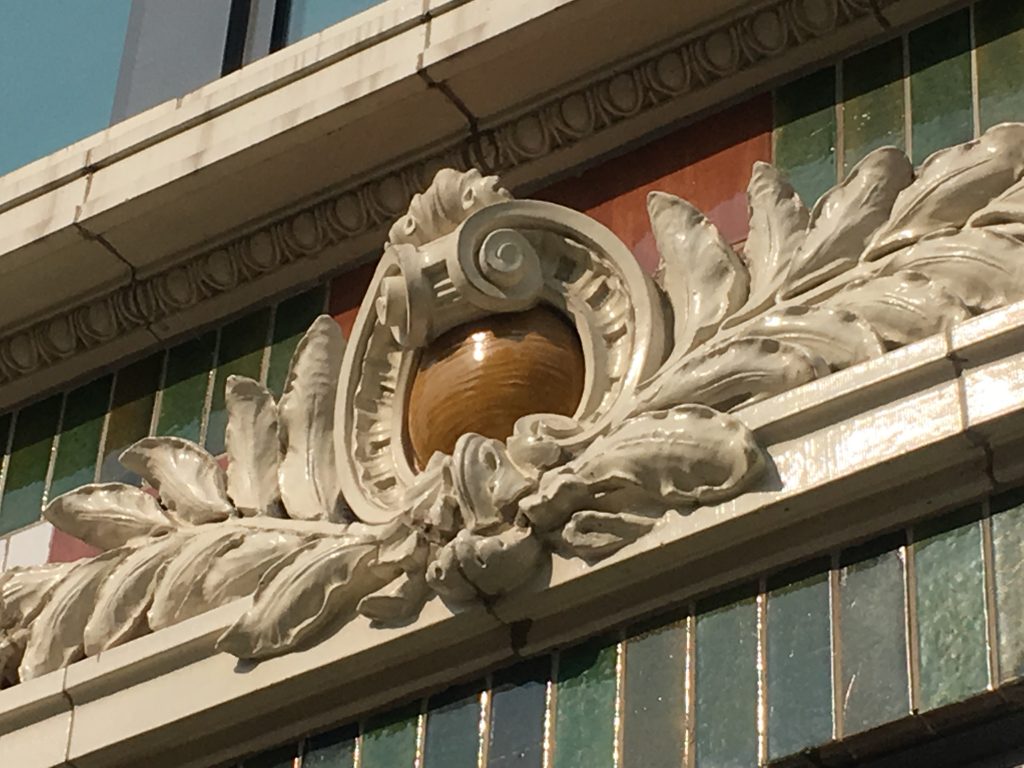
[0,0,896,393]
[6,124,1024,687]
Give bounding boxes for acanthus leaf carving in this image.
[10,123,1024,685]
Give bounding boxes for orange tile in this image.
[537,94,772,272]
[329,261,377,339]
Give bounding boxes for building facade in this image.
[3,1,1024,767]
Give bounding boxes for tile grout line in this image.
[0,407,18,537]
[969,2,982,138]
[903,528,923,717]
[756,581,768,767]
[477,674,493,768]
[829,551,844,742]
[415,697,428,768]
[199,328,223,448]
[261,301,278,386]
[613,633,625,768]
[94,370,119,484]
[543,652,558,768]
[902,31,913,163]
[684,607,696,768]
[40,391,68,513]
[149,348,171,437]
[980,497,1002,689]
[834,62,845,183]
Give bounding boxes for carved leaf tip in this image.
[44,484,175,551]
[225,375,282,517]
[864,123,1024,260]
[119,437,234,525]
[647,191,749,359]
[278,316,347,523]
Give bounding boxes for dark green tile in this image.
[156,331,216,443]
[839,534,910,734]
[0,396,61,534]
[488,657,549,768]
[242,743,297,768]
[909,9,973,164]
[205,309,270,455]
[423,682,482,768]
[842,38,906,173]
[767,561,833,760]
[915,506,989,710]
[49,376,112,500]
[975,0,1024,130]
[622,620,686,768]
[99,354,162,484]
[361,704,418,768]
[304,724,357,768]
[991,488,1024,682]
[553,637,616,768]
[695,590,758,768]
[266,287,325,397]
[774,66,837,206]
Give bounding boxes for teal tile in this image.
[915,506,989,710]
[488,657,549,768]
[839,534,910,734]
[304,724,357,768]
[767,561,833,760]
[975,0,1024,130]
[361,704,419,768]
[0,396,61,534]
[49,376,112,500]
[909,9,973,164]
[156,332,216,443]
[991,488,1024,682]
[695,589,758,768]
[423,682,482,768]
[205,309,271,455]
[242,743,297,768]
[842,38,906,173]
[553,638,616,768]
[622,619,686,768]
[773,66,837,206]
[267,287,325,397]
[99,354,162,483]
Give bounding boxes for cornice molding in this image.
[0,0,906,408]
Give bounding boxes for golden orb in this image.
[407,306,585,468]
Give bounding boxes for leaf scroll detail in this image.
[44,484,174,550]
[225,376,282,517]
[278,316,346,522]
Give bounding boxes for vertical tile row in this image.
[772,66,837,206]
[551,638,617,768]
[841,38,905,173]
[990,488,1024,683]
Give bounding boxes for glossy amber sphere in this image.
[407,306,585,468]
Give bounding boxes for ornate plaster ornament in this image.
[4,124,1024,686]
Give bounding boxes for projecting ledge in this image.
[5,305,1024,768]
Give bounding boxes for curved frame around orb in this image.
[335,197,668,525]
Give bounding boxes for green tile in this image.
[49,376,112,500]
[266,287,325,397]
[774,66,837,206]
[99,354,162,484]
[839,534,910,734]
[361,705,419,768]
[553,638,616,768]
[205,309,271,455]
[0,396,61,534]
[909,9,973,164]
[304,724,357,768]
[975,0,1024,130]
[842,38,906,173]
[423,682,481,768]
[767,561,833,760]
[156,332,216,443]
[488,657,549,768]
[622,620,686,768]
[915,506,989,710]
[695,590,758,768]
[242,743,297,768]
[991,488,1024,682]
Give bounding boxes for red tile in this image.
[329,261,377,339]
[48,528,100,563]
[536,94,772,272]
